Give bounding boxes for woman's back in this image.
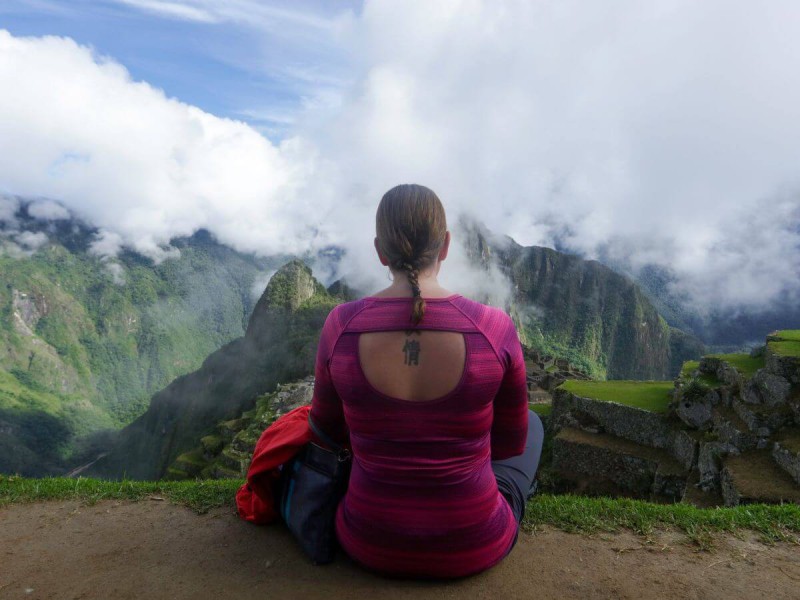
[310,294,529,578]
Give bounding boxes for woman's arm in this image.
[490,315,528,460]
[309,307,349,445]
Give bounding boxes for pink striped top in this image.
[309,294,528,578]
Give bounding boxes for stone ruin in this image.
[550,330,800,506]
[524,348,592,405]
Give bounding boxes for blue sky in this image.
[0,0,361,138]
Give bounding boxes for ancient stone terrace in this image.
[550,329,800,506]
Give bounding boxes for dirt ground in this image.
[2,499,799,600]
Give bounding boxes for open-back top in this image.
[309,294,528,578]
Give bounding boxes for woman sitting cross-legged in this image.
[310,183,544,579]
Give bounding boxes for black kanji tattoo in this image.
[403,338,421,366]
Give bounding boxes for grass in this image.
[558,380,673,413]
[705,353,765,378]
[772,330,800,342]
[530,403,552,416]
[522,493,800,546]
[679,360,721,387]
[2,476,799,548]
[0,475,242,514]
[769,340,800,358]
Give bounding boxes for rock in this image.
[766,350,800,385]
[676,388,717,430]
[742,371,791,406]
[697,441,738,491]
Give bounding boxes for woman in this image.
[310,184,543,579]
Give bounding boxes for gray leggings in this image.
[491,409,544,527]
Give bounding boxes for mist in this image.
[0,1,799,315]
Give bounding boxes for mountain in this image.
[599,258,800,350]
[458,219,704,380]
[82,260,346,480]
[0,198,286,476]
[2,196,705,479]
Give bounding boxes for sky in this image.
[0,0,799,315]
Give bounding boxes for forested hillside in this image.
[0,200,284,476]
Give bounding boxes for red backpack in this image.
[235,405,314,524]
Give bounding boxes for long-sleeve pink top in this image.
[309,294,528,578]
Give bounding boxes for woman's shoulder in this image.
[449,295,514,330]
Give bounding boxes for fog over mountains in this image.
[1,1,799,320]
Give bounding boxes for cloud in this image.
[114,0,217,23]
[1,0,800,316]
[0,195,20,225]
[14,230,49,251]
[0,29,328,264]
[102,260,127,285]
[27,198,71,220]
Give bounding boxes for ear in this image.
[374,237,389,266]
[438,231,451,262]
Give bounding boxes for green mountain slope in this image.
[1,204,284,476]
[83,260,345,480]
[459,219,704,379]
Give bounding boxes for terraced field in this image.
[558,379,673,413]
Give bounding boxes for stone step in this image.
[712,406,759,451]
[231,428,260,455]
[681,472,724,508]
[765,334,800,384]
[172,449,207,477]
[720,450,800,506]
[552,389,697,469]
[209,464,243,479]
[731,399,793,437]
[217,446,249,473]
[552,427,689,502]
[772,427,800,484]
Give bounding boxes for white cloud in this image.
[0,29,329,264]
[103,260,127,285]
[250,270,276,301]
[27,198,70,220]
[1,0,800,315]
[14,230,49,251]
[0,195,20,225]
[115,0,217,23]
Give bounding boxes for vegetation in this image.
[530,403,552,417]
[522,493,800,546]
[679,360,721,387]
[681,378,711,404]
[2,476,798,547]
[773,330,800,342]
[0,474,240,514]
[705,353,765,378]
[1,225,283,476]
[558,379,673,413]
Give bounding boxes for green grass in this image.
[680,360,699,379]
[769,340,800,358]
[706,353,765,378]
[773,330,800,342]
[522,493,800,546]
[0,475,242,514]
[678,360,721,387]
[530,403,552,416]
[3,476,799,547]
[558,380,673,413]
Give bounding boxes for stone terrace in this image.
[550,329,800,506]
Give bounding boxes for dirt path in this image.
[1,499,799,600]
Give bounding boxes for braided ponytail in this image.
[375,184,448,325]
[401,261,425,325]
